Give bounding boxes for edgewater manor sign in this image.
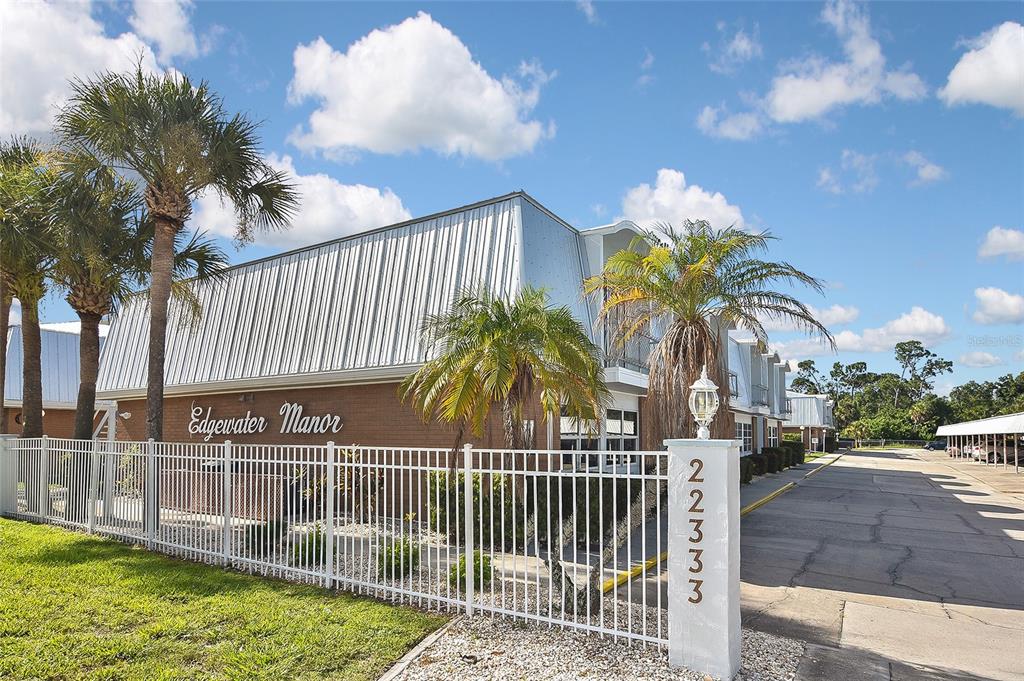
[188,402,344,441]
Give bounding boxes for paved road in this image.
[741,448,1024,681]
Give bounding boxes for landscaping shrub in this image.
[448,549,493,590]
[764,450,780,474]
[781,441,804,465]
[739,456,754,484]
[291,523,333,567]
[749,454,767,476]
[244,518,289,552]
[427,471,525,550]
[377,537,420,578]
[532,474,639,547]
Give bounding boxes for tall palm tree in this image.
[55,66,298,440]
[401,286,609,449]
[585,220,835,442]
[0,138,57,440]
[48,161,228,439]
[0,279,10,433]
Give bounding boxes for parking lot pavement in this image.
[741,448,1024,681]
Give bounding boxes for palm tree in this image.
[48,161,228,439]
[55,66,298,440]
[585,219,835,442]
[401,286,609,449]
[550,220,837,613]
[0,138,57,440]
[0,279,10,433]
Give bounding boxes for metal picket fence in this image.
[0,437,669,645]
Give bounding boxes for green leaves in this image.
[401,286,609,447]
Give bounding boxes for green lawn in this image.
[0,519,447,680]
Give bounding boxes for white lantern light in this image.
[688,364,720,440]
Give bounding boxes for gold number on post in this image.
[688,578,704,603]
[688,458,704,483]
[688,548,704,573]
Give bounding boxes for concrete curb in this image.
[377,616,463,681]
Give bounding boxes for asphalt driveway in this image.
[741,448,1024,681]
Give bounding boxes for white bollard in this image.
[665,438,741,681]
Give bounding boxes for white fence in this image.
[0,436,669,645]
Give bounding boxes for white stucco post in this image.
[665,437,741,681]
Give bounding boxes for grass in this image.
[0,519,448,680]
[803,450,829,462]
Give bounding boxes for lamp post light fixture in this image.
[688,364,720,440]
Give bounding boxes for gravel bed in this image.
[398,617,803,681]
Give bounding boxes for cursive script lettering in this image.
[188,403,268,442]
[279,401,344,435]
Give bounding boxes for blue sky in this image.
[4,0,1023,392]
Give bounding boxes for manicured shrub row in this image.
[741,440,806,484]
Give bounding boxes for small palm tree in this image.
[48,161,228,439]
[401,286,609,449]
[585,220,835,441]
[56,66,299,440]
[0,137,57,440]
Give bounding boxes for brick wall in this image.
[113,381,548,449]
[1,407,78,438]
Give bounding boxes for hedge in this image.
[749,453,767,476]
[739,456,754,484]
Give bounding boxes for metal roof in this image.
[936,412,1024,436]
[5,323,108,407]
[97,192,595,399]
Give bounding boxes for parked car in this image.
[923,441,945,451]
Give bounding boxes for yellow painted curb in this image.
[601,550,667,593]
[601,452,847,593]
[740,481,797,516]
[802,452,844,479]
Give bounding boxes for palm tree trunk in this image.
[20,297,44,438]
[146,217,177,441]
[73,311,101,439]
[0,282,10,433]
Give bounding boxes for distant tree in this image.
[893,340,953,406]
[909,394,953,439]
[790,359,825,395]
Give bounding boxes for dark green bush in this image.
[427,471,525,550]
[749,454,767,476]
[739,457,754,484]
[377,537,420,578]
[448,549,493,590]
[244,518,289,552]
[780,440,804,465]
[531,474,640,547]
[764,450,780,474]
[290,523,334,567]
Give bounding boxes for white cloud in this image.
[765,0,926,123]
[577,0,598,24]
[902,151,948,186]
[816,149,878,194]
[620,169,745,229]
[778,307,950,358]
[129,0,200,63]
[939,22,1024,116]
[0,1,161,136]
[696,105,764,140]
[959,351,1003,368]
[978,226,1024,261]
[637,48,655,88]
[287,13,554,161]
[1015,349,1024,363]
[704,22,764,75]
[762,304,860,332]
[972,287,1024,325]
[193,154,411,248]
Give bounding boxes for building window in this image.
[605,409,639,465]
[768,425,779,447]
[735,422,753,453]
[560,408,598,459]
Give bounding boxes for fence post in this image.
[222,440,233,566]
[146,438,156,548]
[325,441,336,588]
[38,436,50,519]
[665,437,740,681]
[0,436,11,515]
[86,439,102,533]
[462,443,474,616]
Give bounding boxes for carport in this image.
[937,412,1023,474]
